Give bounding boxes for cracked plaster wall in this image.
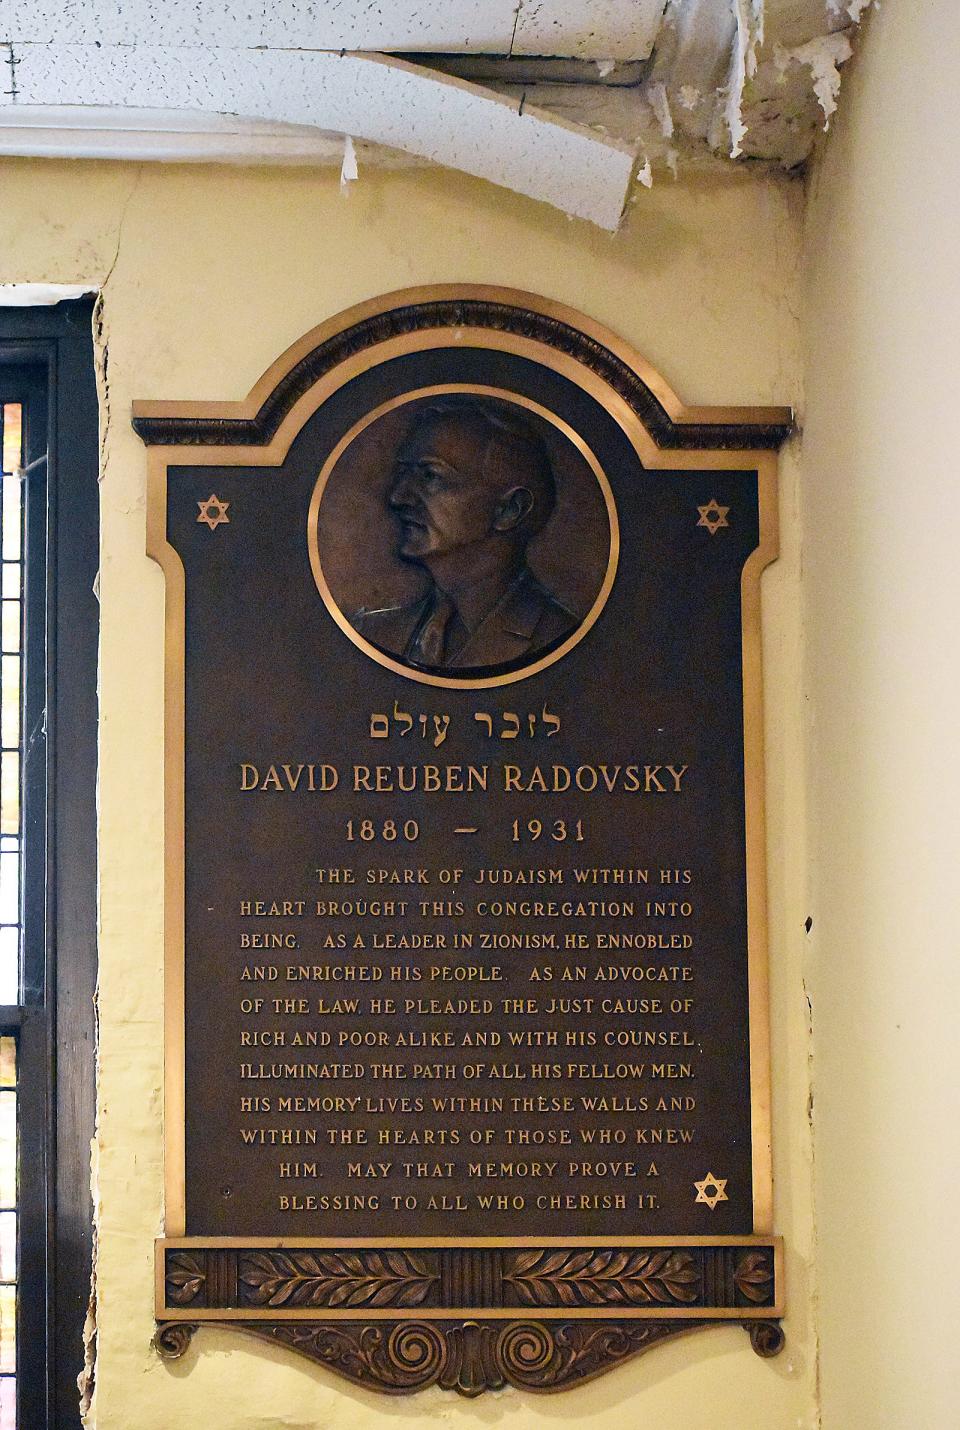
[0,155,813,1427]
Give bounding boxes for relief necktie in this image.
[407,591,456,667]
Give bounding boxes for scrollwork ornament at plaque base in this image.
[237,1317,734,1395]
[154,1322,199,1360]
[746,1320,786,1358]
[154,1313,782,1391]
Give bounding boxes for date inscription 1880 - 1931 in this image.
[139,287,791,1396]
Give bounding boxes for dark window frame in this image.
[0,299,99,1429]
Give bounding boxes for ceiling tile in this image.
[2,2,520,51]
[512,0,666,60]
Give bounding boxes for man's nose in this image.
[389,467,418,509]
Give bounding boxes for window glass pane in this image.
[0,1374,13,1429]
[0,661,18,754]
[0,609,17,660]
[0,480,19,567]
[0,1093,13,1209]
[0,934,15,1008]
[0,756,17,842]
[0,857,16,929]
[0,1285,13,1375]
[0,1046,12,1093]
[0,571,15,602]
[0,1216,13,1283]
[0,407,20,478]
[0,402,21,586]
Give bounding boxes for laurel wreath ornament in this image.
[165,1252,206,1306]
[504,1249,700,1307]
[733,1251,775,1304]
[239,1249,438,1309]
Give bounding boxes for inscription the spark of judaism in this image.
[696,499,730,535]
[197,494,230,530]
[693,1172,729,1210]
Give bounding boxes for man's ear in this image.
[493,485,534,533]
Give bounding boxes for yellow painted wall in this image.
[803,7,960,1428]
[0,157,813,1427]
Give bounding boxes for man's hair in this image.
[405,395,557,536]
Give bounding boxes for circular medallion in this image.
[308,385,618,689]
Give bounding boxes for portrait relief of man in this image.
[350,396,579,675]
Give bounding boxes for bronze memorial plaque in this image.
[140,287,791,1395]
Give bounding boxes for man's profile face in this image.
[387,416,509,561]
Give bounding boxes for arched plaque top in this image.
[131,285,793,454]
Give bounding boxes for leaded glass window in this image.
[0,300,97,1430]
[0,403,21,1427]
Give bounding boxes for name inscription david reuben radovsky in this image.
[138,286,791,1396]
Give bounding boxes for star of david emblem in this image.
[196,494,230,530]
[694,1172,729,1209]
[696,499,730,535]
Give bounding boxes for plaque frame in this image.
[137,285,792,1394]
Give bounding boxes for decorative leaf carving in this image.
[504,1249,700,1308]
[238,1249,438,1310]
[166,1252,206,1307]
[734,1251,774,1304]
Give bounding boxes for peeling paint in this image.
[775,33,854,126]
[647,80,674,139]
[725,0,764,158]
[339,133,358,190]
[92,292,110,482]
[640,0,870,170]
[78,1142,98,1421]
[827,0,873,23]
